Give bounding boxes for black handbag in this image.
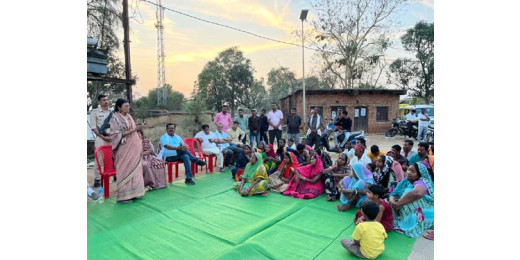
[97,111,113,136]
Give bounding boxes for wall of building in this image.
[281,92,401,134]
[142,111,214,145]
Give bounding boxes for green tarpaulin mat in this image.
[88,172,416,259]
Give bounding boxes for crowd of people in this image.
[89,97,434,259]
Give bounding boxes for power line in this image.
[139,0,341,55]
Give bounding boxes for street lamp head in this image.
[300,9,309,21]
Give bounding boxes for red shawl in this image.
[283,154,325,199]
[277,152,300,179]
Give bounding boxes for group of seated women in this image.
[232,138,434,239]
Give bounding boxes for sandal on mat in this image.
[423,230,434,240]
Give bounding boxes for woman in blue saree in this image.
[336,163,374,211]
[389,162,434,238]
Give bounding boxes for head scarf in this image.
[374,156,394,185]
[242,152,263,180]
[416,162,434,198]
[265,143,277,157]
[355,144,365,154]
[277,152,300,179]
[348,163,373,184]
[292,154,324,179]
[258,141,267,150]
[391,162,434,200]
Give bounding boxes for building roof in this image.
[279,88,407,101]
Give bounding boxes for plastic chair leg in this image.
[167,163,173,183]
[175,163,179,178]
[103,176,110,199]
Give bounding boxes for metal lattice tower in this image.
[155,0,166,104]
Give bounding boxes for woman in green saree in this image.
[233,152,269,196]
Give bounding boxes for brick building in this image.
[279,89,407,134]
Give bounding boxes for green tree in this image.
[238,79,269,111]
[267,67,297,105]
[387,21,434,104]
[194,47,255,116]
[132,84,185,122]
[180,95,208,136]
[310,0,405,89]
[87,0,131,111]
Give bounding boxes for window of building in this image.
[376,107,389,122]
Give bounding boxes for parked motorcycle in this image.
[425,125,434,143]
[318,125,365,153]
[385,118,417,139]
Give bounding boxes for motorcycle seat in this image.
[350,131,362,136]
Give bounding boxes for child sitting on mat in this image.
[341,201,387,259]
[366,163,376,174]
[353,184,394,232]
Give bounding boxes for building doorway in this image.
[354,106,368,132]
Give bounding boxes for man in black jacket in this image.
[259,109,269,144]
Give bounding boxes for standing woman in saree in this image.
[138,130,167,190]
[109,99,147,203]
[337,163,374,211]
[283,154,325,199]
[233,152,269,196]
[389,162,434,238]
[268,152,300,193]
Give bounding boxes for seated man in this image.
[409,142,430,165]
[333,111,352,148]
[160,123,206,185]
[350,144,372,166]
[296,143,311,166]
[195,124,225,172]
[390,144,406,162]
[214,123,243,168]
[401,139,417,160]
[300,138,313,151]
[227,121,245,148]
[287,138,297,150]
[367,145,385,164]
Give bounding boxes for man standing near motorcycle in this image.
[334,111,352,149]
[417,108,431,142]
[406,109,418,138]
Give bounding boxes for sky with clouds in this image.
[115,0,433,98]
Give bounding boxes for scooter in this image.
[318,125,365,153]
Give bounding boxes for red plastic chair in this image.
[158,142,184,182]
[94,145,117,199]
[183,138,216,174]
[165,161,183,183]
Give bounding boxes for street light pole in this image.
[300,9,308,129]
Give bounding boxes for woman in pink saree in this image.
[109,99,147,203]
[138,130,167,190]
[283,154,325,199]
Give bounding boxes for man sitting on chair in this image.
[195,124,225,172]
[160,123,206,185]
